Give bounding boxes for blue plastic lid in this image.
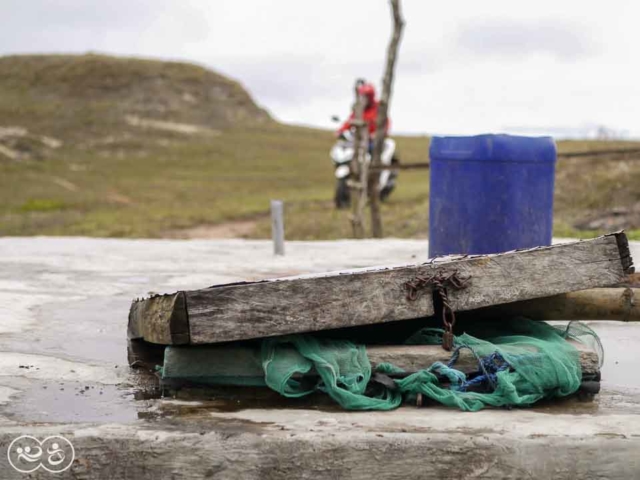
[429,134,556,163]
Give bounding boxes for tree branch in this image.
[369,0,405,238]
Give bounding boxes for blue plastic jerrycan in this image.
[428,134,557,257]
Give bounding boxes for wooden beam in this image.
[472,288,639,322]
[160,340,600,387]
[128,291,189,344]
[128,233,632,345]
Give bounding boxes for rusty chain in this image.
[404,271,471,351]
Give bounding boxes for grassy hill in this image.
[0,53,639,240]
[0,54,270,137]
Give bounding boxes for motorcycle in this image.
[329,129,399,209]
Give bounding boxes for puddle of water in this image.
[3,364,162,424]
[533,389,640,415]
[154,386,342,416]
[5,380,145,423]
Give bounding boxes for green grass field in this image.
[1,54,639,240]
[0,122,431,238]
[2,122,639,240]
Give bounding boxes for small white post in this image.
[271,200,285,256]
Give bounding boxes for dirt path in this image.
[165,219,258,239]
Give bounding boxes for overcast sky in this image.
[2,1,638,138]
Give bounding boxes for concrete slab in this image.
[0,237,639,479]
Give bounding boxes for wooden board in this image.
[160,341,600,387]
[128,233,633,345]
[469,288,640,322]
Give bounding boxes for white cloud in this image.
[0,0,638,138]
[455,19,599,61]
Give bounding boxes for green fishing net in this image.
[260,318,601,412]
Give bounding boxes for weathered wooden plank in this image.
[161,341,600,387]
[187,265,437,344]
[128,233,632,345]
[444,241,625,313]
[127,291,189,344]
[187,233,630,344]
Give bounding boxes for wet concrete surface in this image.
[0,237,437,426]
[0,237,639,479]
[585,321,640,390]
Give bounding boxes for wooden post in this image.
[349,89,367,239]
[271,200,285,256]
[354,128,370,238]
[369,0,405,238]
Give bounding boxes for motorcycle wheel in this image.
[379,156,399,202]
[379,185,394,202]
[335,177,351,209]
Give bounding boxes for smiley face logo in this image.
[8,435,75,473]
